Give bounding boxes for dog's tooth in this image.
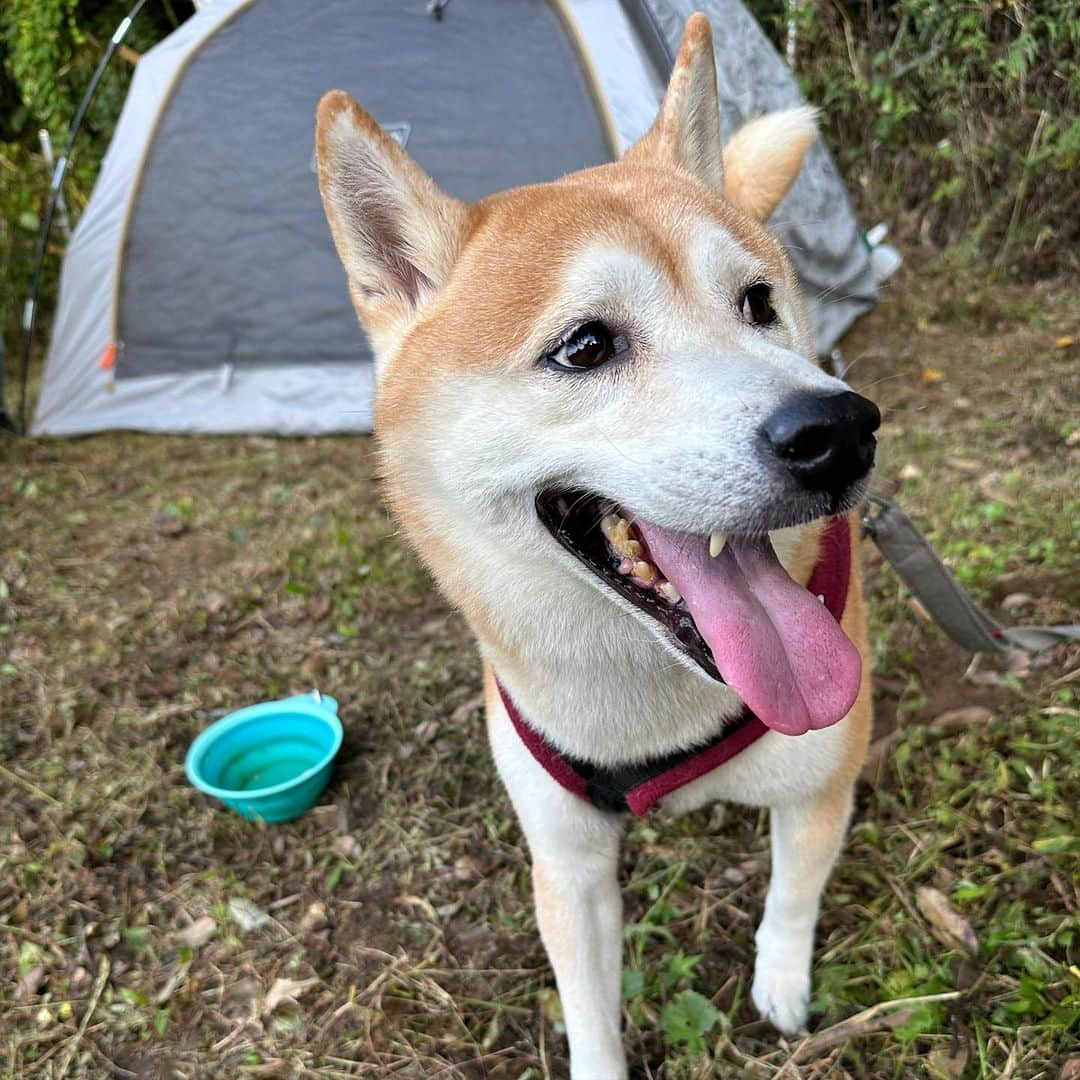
[659,581,681,604]
[817,593,826,605]
[600,515,621,541]
[632,560,656,583]
[625,539,643,557]
[709,530,728,558]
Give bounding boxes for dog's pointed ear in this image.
[626,13,724,192]
[723,106,818,221]
[315,90,467,348]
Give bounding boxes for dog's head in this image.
[316,15,878,736]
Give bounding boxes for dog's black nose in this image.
[762,390,880,496]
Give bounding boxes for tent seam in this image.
[549,0,622,160]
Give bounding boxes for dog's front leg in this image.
[487,688,627,1078]
[752,783,854,1036]
[531,827,625,1077]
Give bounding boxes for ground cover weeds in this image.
[1,268,1077,1074]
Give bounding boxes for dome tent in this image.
[33,0,878,436]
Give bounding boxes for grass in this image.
[1,264,1078,1077]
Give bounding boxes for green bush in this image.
[748,0,1080,274]
[0,1,190,366]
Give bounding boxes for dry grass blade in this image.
[915,886,979,953]
[792,992,962,1064]
[55,954,110,1078]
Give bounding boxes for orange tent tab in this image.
[98,343,117,370]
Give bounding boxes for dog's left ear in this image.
[627,13,725,192]
[629,13,818,222]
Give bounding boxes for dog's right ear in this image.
[315,91,467,352]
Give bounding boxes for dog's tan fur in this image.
[316,13,871,1074]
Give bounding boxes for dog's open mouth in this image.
[535,490,862,736]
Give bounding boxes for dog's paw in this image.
[751,959,810,1037]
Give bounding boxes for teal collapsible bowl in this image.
[185,691,342,823]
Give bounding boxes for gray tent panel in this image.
[118,0,615,380]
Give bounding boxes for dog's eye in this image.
[740,282,777,328]
[543,321,617,371]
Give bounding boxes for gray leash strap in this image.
[861,494,1080,654]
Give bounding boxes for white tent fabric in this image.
[34,0,876,436]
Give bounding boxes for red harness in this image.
[497,517,852,816]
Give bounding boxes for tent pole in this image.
[0,337,13,434]
[13,0,153,435]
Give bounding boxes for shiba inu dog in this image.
[316,13,878,1075]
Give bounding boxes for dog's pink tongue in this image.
[633,521,861,735]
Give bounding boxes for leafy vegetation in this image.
[0,1,193,363]
[747,0,1080,275]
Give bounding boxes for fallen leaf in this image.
[414,718,440,744]
[537,986,563,1024]
[202,592,228,615]
[945,457,983,476]
[450,692,485,725]
[1059,1055,1080,1080]
[15,965,45,1002]
[954,958,979,990]
[175,915,217,950]
[453,855,481,881]
[155,964,190,1005]
[932,706,993,730]
[928,1039,970,1078]
[932,866,957,892]
[1056,335,1074,349]
[298,901,329,935]
[1001,592,1033,613]
[899,463,923,481]
[228,897,269,932]
[793,1005,917,1063]
[916,886,978,953]
[397,894,439,920]
[921,366,944,383]
[151,510,187,536]
[307,595,331,620]
[332,834,361,860]
[263,976,319,1015]
[300,652,328,679]
[1004,649,1032,677]
[976,473,1017,506]
[969,669,1009,688]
